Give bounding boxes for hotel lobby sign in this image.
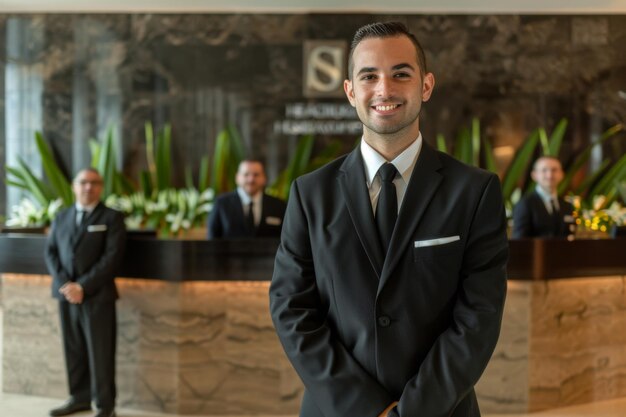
[273,40,360,136]
[303,40,346,98]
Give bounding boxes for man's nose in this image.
[375,76,394,97]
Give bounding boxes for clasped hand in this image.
[59,282,84,304]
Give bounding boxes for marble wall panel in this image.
[4,273,626,414]
[2,13,626,218]
[1,274,301,415]
[528,276,626,411]
[476,280,531,413]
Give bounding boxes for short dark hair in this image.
[238,158,266,172]
[348,21,428,80]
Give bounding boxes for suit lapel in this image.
[338,147,385,277]
[379,142,443,291]
[72,203,104,248]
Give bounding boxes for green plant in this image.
[210,125,246,194]
[5,132,73,207]
[267,136,344,200]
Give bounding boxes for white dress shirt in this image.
[360,134,422,214]
[535,185,559,214]
[237,188,263,226]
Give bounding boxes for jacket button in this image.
[377,316,391,327]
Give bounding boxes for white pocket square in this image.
[265,216,282,226]
[87,224,107,232]
[414,235,460,248]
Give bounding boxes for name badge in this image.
[265,216,282,226]
[87,224,107,232]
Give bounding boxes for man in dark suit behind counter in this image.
[45,168,126,417]
[207,159,286,239]
[512,156,575,239]
[269,22,509,417]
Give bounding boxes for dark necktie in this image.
[245,201,256,235]
[76,209,86,227]
[551,199,560,236]
[376,163,398,255]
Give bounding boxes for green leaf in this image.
[198,156,209,191]
[34,132,73,205]
[145,122,157,188]
[436,133,448,153]
[538,128,550,156]
[548,118,568,157]
[588,153,626,199]
[573,159,611,197]
[454,127,472,165]
[502,129,540,201]
[471,118,481,166]
[559,124,624,194]
[17,158,54,206]
[482,138,498,174]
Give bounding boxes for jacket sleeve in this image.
[207,198,223,239]
[269,180,395,417]
[44,215,71,285]
[76,210,126,295]
[512,197,531,239]
[391,174,509,417]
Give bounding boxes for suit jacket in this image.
[207,191,287,239]
[511,190,574,239]
[269,143,509,417]
[45,202,126,303]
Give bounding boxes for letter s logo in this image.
[303,41,346,98]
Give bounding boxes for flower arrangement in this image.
[570,195,626,236]
[5,198,64,228]
[105,188,214,236]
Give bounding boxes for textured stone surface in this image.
[1,14,626,217]
[3,273,626,414]
[1,274,302,415]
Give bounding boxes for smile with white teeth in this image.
[374,104,399,111]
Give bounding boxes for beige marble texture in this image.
[3,273,626,415]
[477,276,626,413]
[1,274,302,415]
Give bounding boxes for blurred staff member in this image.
[45,168,126,417]
[512,156,575,238]
[207,159,286,239]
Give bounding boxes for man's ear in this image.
[421,72,435,102]
[344,79,356,107]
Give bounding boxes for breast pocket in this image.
[413,238,463,261]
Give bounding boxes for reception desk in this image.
[1,235,626,414]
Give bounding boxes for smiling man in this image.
[207,159,286,239]
[270,22,509,417]
[512,156,575,238]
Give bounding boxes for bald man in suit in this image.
[45,168,125,417]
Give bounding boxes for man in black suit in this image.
[45,168,126,417]
[512,156,575,238]
[207,159,286,239]
[270,22,509,417]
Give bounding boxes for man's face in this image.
[531,158,564,194]
[72,170,103,206]
[236,161,266,197]
[343,35,434,141]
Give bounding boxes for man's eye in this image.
[360,74,376,81]
[394,72,410,78]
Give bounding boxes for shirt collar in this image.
[535,185,557,202]
[237,188,262,205]
[360,133,422,186]
[75,202,98,212]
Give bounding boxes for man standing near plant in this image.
[512,156,575,238]
[270,21,508,417]
[45,168,126,417]
[207,159,286,239]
